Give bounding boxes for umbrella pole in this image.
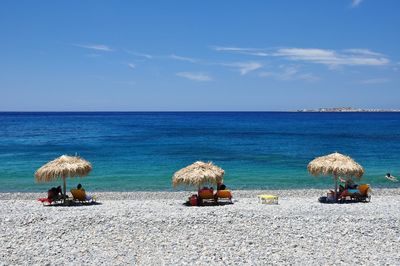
[63,176,66,203]
[334,173,338,202]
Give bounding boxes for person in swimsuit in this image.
[339,177,357,189]
[385,173,398,182]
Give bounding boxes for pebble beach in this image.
[1,189,399,265]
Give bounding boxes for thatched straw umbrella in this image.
[35,155,92,199]
[308,152,364,200]
[172,161,224,188]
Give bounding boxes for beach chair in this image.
[198,188,217,205]
[70,189,96,203]
[353,184,371,202]
[215,190,233,203]
[339,184,371,203]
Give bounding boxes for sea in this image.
[0,112,399,192]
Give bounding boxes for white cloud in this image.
[351,0,363,8]
[259,66,319,82]
[211,46,270,56]
[73,44,114,52]
[127,63,136,69]
[212,46,251,52]
[176,72,212,81]
[360,78,390,84]
[297,73,320,82]
[276,48,334,60]
[274,48,389,66]
[221,62,263,75]
[169,54,197,63]
[343,48,382,56]
[213,46,389,67]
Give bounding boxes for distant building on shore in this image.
[297,107,400,112]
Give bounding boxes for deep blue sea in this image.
[0,112,399,192]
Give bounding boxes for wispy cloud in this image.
[351,0,363,8]
[274,48,389,66]
[360,78,390,84]
[125,50,153,59]
[176,72,212,81]
[296,73,320,82]
[211,46,270,56]
[127,63,136,69]
[169,54,198,63]
[343,48,382,56]
[221,62,263,75]
[259,66,319,82]
[73,44,114,52]
[213,46,389,67]
[213,46,250,52]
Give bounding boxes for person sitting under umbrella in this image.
[338,177,359,201]
[77,183,94,201]
[217,182,226,190]
[339,177,357,190]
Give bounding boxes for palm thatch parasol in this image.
[172,161,225,188]
[35,155,92,198]
[308,152,364,200]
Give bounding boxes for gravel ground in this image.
[1,189,399,265]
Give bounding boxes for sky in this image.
[0,0,399,111]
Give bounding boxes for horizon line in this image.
[1,110,400,113]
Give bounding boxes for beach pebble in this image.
[0,189,399,265]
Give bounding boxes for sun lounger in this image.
[353,184,371,202]
[37,192,64,205]
[215,190,233,203]
[339,184,371,202]
[70,189,96,203]
[198,188,217,205]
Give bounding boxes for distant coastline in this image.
[1,109,400,113]
[297,107,400,112]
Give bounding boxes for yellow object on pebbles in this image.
[258,194,279,204]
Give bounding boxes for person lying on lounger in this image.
[48,186,63,201]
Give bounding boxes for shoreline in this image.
[1,188,400,200]
[1,182,399,195]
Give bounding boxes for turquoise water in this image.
[0,112,399,192]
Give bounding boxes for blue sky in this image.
[0,0,399,111]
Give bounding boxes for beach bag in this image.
[189,194,198,206]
